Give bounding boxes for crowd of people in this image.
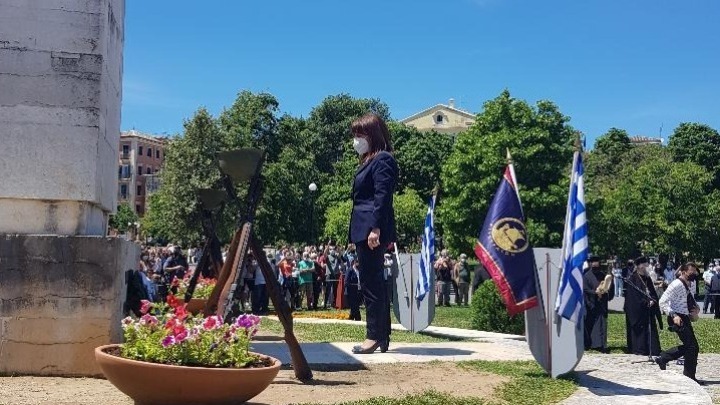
[125,241,400,320]
[583,255,720,385]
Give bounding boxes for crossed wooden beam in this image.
[184,148,312,381]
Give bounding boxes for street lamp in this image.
[308,182,317,245]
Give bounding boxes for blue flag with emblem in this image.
[474,161,538,316]
[555,150,588,324]
[416,195,436,300]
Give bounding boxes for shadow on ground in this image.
[576,370,677,397]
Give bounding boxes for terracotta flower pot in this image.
[95,344,280,405]
[185,298,208,315]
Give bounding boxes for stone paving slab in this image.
[267,316,525,341]
[562,354,715,405]
[250,341,534,366]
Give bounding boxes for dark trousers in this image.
[659,314,699,380]
[312,281,323,309]
[347,285,361,320]
[324,280,338,308]
[703,287,714,312]
[357,241,390,342]
[251,283,268,315]
[714,294,720,319]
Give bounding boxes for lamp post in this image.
[308,182,317,245]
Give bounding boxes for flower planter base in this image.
[95,344,280,405]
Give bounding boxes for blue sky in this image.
[122,0,720,145]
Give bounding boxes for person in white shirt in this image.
[655,263,703,385]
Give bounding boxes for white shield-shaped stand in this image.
[526,248,584,378]
[392,253,435,332]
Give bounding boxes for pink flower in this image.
[122,316,133,325]
[140,314,158,326]
[203,316,222,330]
[175,329,188,343]
[161,335,176,348]
[140,300,152,315]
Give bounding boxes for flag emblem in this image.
[490,218,529,254]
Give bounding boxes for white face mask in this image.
[353,137,369,155]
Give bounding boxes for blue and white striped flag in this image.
[555,151,588,324]
[416,195,436,300]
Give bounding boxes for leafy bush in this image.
[471,281,525,335]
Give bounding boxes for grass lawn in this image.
[281,305,720,353]
[296,361,577,405]
[604,312,720,354]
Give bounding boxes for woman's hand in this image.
[368,228,381,250]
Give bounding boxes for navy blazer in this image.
[349,151,398,245]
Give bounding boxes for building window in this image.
[435,114,444,124]
[147,167,152,175]
[147,148,152,157]
[137,185,143,195]
[122,144,130,157]
[137,165,142,176]
[136,204,142,214]
[120,184,128,199]
[138,145,143,155]
[121,165,131,178]
[118,165,122,179]
[156,149,160,159]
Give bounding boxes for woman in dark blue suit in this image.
[348,113,398,354]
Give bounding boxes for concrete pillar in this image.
[0,0,125,236]
[0,0,135,376]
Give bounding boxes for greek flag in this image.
[416,195,436,300]
[555,150,588,323]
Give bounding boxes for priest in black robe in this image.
[584,256,614,352]
[624,256,663,355]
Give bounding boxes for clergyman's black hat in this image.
[634,256,648,265]
[588,256,601,263]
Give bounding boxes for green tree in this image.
[439,90,576,252]
[109,203,138,233]
[592,147,718,260]
[218,91,281,160]
[141,192,172,242]
[323,200,353,247]
[392,123,453,197]
[393,189,427,251]
[150,108,227,244]
[256,147,322,244]
[585,128,631,187]
[667,122,720,187]
[306,94,390,175]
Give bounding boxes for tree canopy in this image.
[439,90,576,253]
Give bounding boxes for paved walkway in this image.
[252,340,533,366]
[267,316,717,404]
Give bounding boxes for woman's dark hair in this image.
[351,113,393,156]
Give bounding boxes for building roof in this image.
[120,130,169,145]
[629,136,663,145]
[399,102,476,123]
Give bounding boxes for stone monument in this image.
[0,0,137,376]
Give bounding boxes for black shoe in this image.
[352,340,383,354]
[693,379,707,386]
[653,356,667,370]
